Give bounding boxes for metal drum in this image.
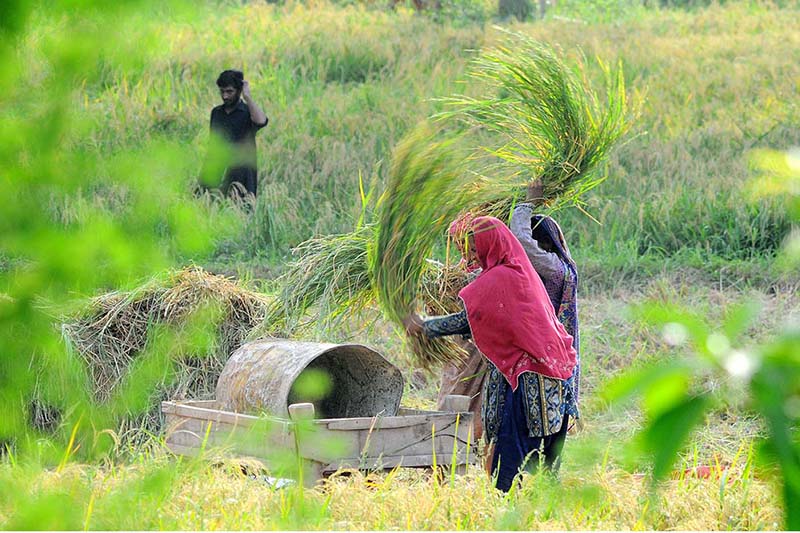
[215,338,404,418]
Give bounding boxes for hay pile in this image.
[58,267,270,436]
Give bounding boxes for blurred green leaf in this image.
[722,300,761,343]
[751,329,800,529]
[0,0,32,36]
[291,369,333,403]
[5,491,85,530]
[642,369,690,420]
[642,393,711,483]
[601,360,692,406]
[630,302,709,351]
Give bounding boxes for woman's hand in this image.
[526,179,544,206]
[402,313,424,337]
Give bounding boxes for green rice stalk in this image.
[370,125,479,367]
[438,30,635,215]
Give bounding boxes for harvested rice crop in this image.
[419,260,475,316]
[370,126,478,367]
[369,37,633,363]
[263,224,374,336]
[262,229,474,348]
[55,267,269,439]
[440,30,635,216]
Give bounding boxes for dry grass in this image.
[53,267,269,436]
[0,449,781,530]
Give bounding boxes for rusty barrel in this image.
[215,338,404,419]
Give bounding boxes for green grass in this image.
[24,0,796,277]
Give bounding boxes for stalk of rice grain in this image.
[261,224,374,336]
[438,30,635,217]
[370,125,480,367]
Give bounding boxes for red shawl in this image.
[456,216,577,390]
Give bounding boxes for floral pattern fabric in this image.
[423,309,471,338]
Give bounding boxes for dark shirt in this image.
[208,101,268,195]
[209,101,268,168]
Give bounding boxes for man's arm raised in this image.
[241,80,268,127]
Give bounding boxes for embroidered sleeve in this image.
[422,309,471,338]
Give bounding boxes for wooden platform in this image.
[162,397,477,482]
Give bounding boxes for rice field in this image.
[23,0,796,272]
[2,0,799,530]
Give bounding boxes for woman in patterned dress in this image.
[403,215,577,492]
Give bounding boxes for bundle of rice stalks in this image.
[57,267,270,438]
[419,260,475,316]
[262,224,374,336]
[440,30,635,215]
[260,228,474,348]
[370,125,480,367]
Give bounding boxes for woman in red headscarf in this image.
[403,216,577,492]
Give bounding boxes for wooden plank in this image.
[161,401,268,428]
[163,401,459,431]
[162,401,477,477]
[165,414,294,459]
[357,427,471,459]
[321,453,476,472]
[298,413,474,461]
[298,418,474,464]
[179,399,218,409]
[325,412,472,431]
[163,401,295,436]
[441,395,471,413]
[397,407,439,415]
[293,425,361,463]
[165,440,286,472]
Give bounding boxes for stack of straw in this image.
[55,267,269,438]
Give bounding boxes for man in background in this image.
[204,70,268,199]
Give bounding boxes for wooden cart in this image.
[162,395,477,483]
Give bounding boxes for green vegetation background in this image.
[14,0,793,277]
[1,0,799,529]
